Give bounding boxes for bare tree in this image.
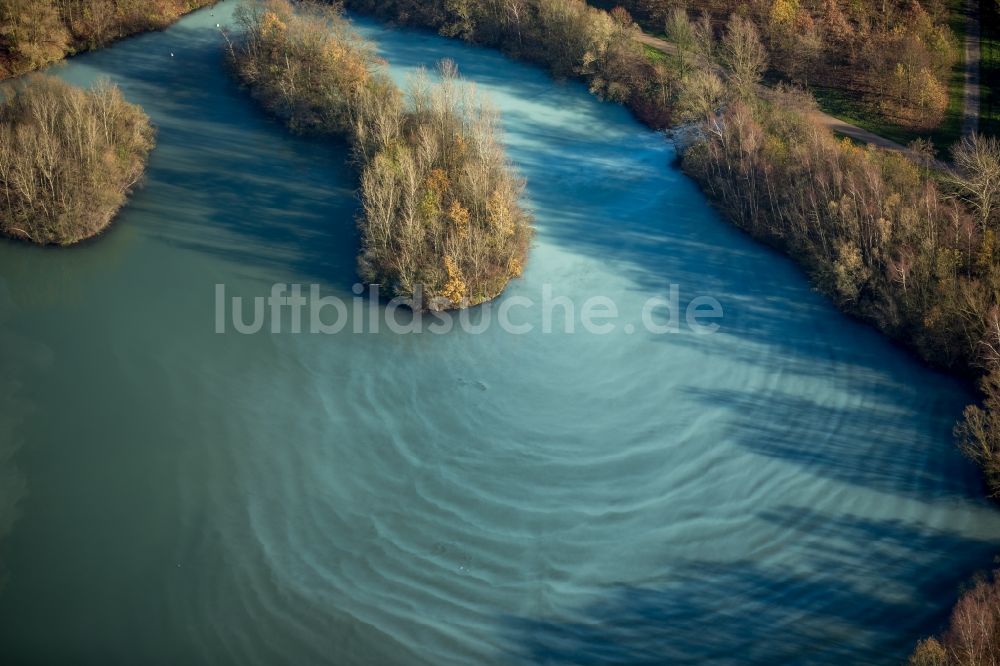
[948,133,1000,232]
[720,14,767,99]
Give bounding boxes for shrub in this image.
[910,637,947,666]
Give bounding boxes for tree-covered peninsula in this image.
[0,75,154,245]
[229,0,532,310]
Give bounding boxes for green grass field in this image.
[642,43,668,65]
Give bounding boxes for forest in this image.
[229,0,532,309]
[0,0,217,78]
[0,75,154,244]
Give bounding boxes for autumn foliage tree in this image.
[0,0,69,75]
[229,0,385,135]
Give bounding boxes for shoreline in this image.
[0,1,221,81]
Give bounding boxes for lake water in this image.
[1,2,998,664]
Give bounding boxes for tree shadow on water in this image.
[503,507,1000,665]
[683,385,982,501]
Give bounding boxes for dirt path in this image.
[806,110,909,150]
[634,32,677,55]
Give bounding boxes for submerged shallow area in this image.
[0,2,997,664]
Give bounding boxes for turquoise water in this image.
[0,3,998,664]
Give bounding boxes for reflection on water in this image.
[0,2,997,664]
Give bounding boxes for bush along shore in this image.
[0,75,155,245]
[0,0,219,79]
[229,0,531,310]
[339,0,1000,659]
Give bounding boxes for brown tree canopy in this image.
[0,75,155,244]
[0,0,218,78]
